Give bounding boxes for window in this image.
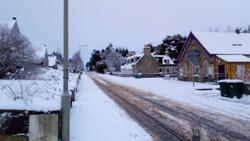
[203,60,209,75]
[203,60,213,76]
[137,65,142,73]
[164,60,170,64]
[179,68,183,76]
[158,58,163,64]
[237,65,245,78]
[188,49,199,65]
[193,65,200,75]
[208,66,214,76]
[166,68,170,74]
[183,64,188,77]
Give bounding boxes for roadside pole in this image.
[62,0,70,140]
[192,64,195,87]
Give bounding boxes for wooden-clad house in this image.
[177,32,250,81]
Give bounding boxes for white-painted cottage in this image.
[48,56,58,69]
[34,45,48,67]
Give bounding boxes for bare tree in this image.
[225,26,234,32]
[0,24,36,78]
[105,51,125,72]
[70,51,83,73]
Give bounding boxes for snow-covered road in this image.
[95,73,250,121]
[70,74,151,141]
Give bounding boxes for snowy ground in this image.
[95,73,250,121]
[0,68,79,111]
[70,73,151,141]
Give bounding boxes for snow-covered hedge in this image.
[0,68,80,111]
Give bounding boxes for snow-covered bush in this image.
[1,80,58,104]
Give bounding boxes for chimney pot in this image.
[144,44,152,55]
[12,17,17,20]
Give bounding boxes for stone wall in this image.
[0,110,60,141]
[29,114,59,141]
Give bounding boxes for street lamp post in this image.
[62,0,70,141]
[79,45,88,51]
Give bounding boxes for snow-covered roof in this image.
[34,46,46,59]
[125,52,174,66]
[121,63,135,70]
[217,55,250,62]
[192,32,250,54]
[0,20,16,29]
[153,55,174,65]
[152,54,166,58]
[127,54,143,60]
[218,79,244,83]
[48,56,57,67]
[162,56,174,64]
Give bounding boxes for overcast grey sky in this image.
[1,0,250,62]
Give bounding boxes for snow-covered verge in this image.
[96,74,250,121]
[0,68,80,111]
[70,74,151,141]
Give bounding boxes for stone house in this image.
[177,32,250,81]
[121,45,176,76]
[133,46,159,74]
[153,53,177,76]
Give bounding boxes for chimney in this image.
[165,50,169,56]
[12,17,17,20]
[144,44,152,55]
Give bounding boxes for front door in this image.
[137,65,142,74]
[218,65,225,80]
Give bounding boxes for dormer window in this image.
[164,60,170,64]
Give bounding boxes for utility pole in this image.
[62,0,70,140]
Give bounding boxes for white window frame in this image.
[237,64,245,78]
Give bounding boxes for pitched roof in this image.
[0,20,16,29]
[192,32,250,54]
[126,54,143,60]
[217,55,250,62]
